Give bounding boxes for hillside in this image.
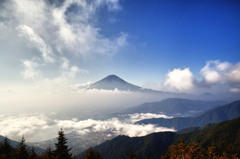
[78,132,176,159]
[180,116,240,154]
[137,100,240,130]
[0,135,44,154]
[124,98,226,116]
[78,116,240,159]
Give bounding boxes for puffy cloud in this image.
[0,113,175,142]
[163,68,194,92]
[227,63,240,83]
[0,114,56,142]
[200,60,240,85]
[200,60,229,84]
[159,60,240,94]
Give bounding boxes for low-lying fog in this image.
[0,113,174,142]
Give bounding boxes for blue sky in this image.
[97,0,240,83]
[0,0,240,93]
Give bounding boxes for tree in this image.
[16,136,29,159]
[53,128,72,159]
[40,146,54,159]
[84,148,102,159]
[161,139,204,159]
[0,137,13,158]
[126,148,137,159]
[29,147,38,159]
[161,139,240,159]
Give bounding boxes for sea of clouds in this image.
[0,113,174,142]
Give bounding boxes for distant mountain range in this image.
[78,116,240,159]
[0,136,44,154]
[137,100,240,130]
[124,98,226,116]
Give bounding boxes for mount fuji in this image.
[87,75,164,94]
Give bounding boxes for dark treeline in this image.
[1,127,240,159]
[0,128,101,159]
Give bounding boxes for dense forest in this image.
[1,117,240,159]
[0,128,101,159]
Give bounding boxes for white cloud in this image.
[128,113,172,123]
[0,114,56,142]
[227,63,240,83]
[230,88,240,93]
[216,61,231,71]
[7,0,126,57]
[163,68,194,92]
[1,0,127,83]
[200,60,224,84]
[0,113,175,142]
[60,56,89,78]
[56,117,175,138]
[159,60,240,94]
[200,60,240,85]
[16,25,55,63]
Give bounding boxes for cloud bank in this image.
[0,113,174,142]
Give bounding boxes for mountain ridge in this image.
[0,135,44,154]
[77,116,240,159]
[137,100,240,130]
[124,98,226,116]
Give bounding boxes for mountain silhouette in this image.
[88,75,142,91]
[88,75,168,94]
[137,100,240,130]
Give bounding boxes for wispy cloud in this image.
[4,0,127,57]
[0,0,127,84]
[16,25,55,63]
[21,59,40,80]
